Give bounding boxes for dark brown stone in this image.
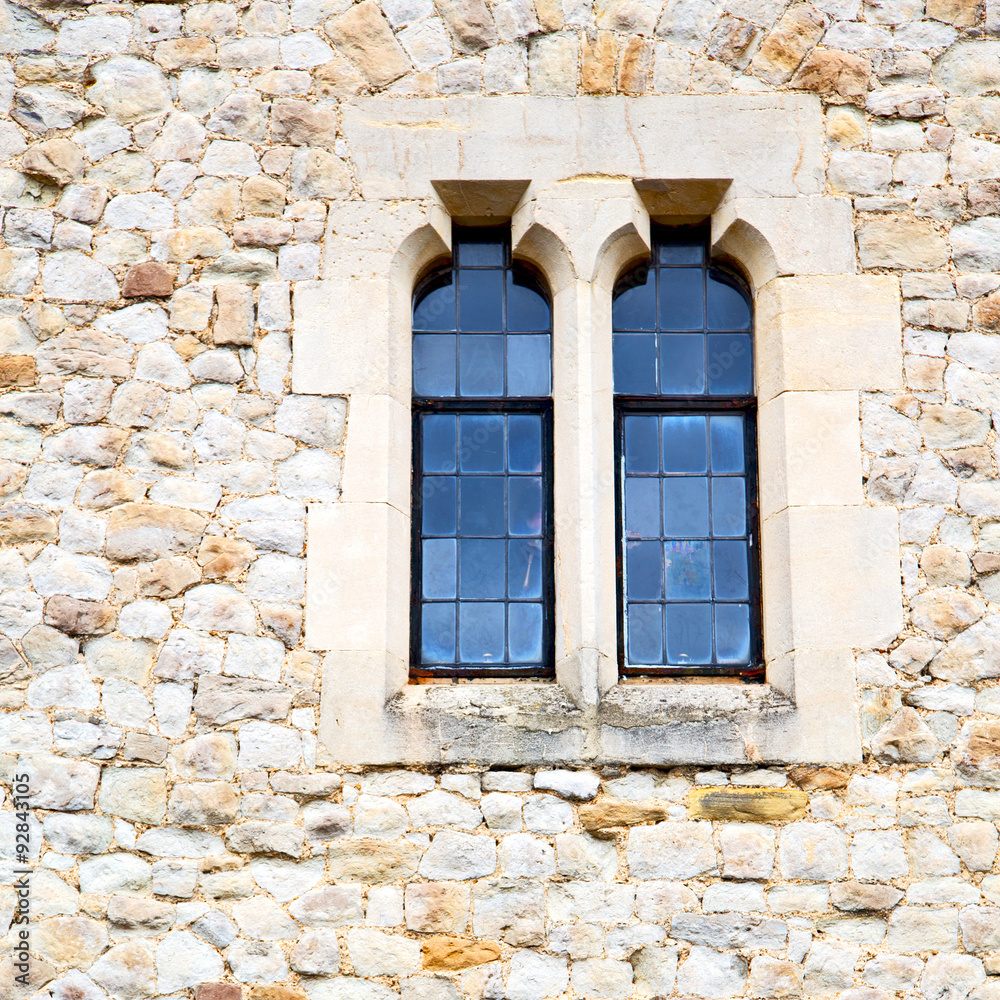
[789,766,849,791]
[831,881,904,911]
[123,262,175,298]
[0,355,36,387]
[44,596,116,637]
[423,937,501,971]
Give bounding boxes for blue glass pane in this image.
[663,478,709,537]
[422,539,456,599]
[625,478,661,539]
[613,276,655,331]
[459,335,503,396]
[508,415,542,473]
[626,540,662,600]
[707,273,751,330]
[659,334,706,394]
[459,241,504,266]
[507,273,550,331]
[508,603,543,662]
[710,416,745,473]
[460,414,504,472]
[458,269,503,332]
[413,335,456,397]
[422,415,457,473]
[459,603,505,663]
[664,540,711,599]
[659,243,704,266]
[627,603,663,664]
[413,280,455,332]
[716,604,751,663]
[509,477,543,536]
[422,604,455,662]
[712,478,746,537]
[666,604,712,665]
[422,477,456,535]
[624,416,659,473]
[658,268,704,331]
[509,540,542,598]
[507,335,551,396]
[459,477,504,536]
[613,334,657,394]
[708,334,753,395]
[714,540,749,600]
[662,416,707,473]
[459,539,505,598]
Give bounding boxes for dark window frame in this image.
[410,228,556,679]
[613,226,764,681]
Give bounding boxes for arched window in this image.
[613,226,762,677]
[411,227,554,677]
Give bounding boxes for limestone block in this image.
[758,390,863,518]
[21,139,84,187]
[340,395,409,511]
[292,279,402,398]
[762,505,901,656]
[326,1,412,87]
[627,822,717,879]
[88,57,172,124]
[858,219,950,270]
[99,767,167,825]
[342,95,825,201]
[213,283,254,346]
[306,502,408,659]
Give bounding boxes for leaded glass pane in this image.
[615,228,758,674]
[413,229,552,674]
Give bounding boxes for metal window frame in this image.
[613,225,764,681]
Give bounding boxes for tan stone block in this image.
[314,55,367,99]
[213,283,254,346]
[790,48,870,103]
[21,139,84,186]
[687,786,809,821]
[327,839,423,884]
[242,176,287,217]
[198,537,255,580]
[754,275,902,403]
[758,390,863,519]
[578,801,670,837]
[788,766,849,790]
[270,99,338,148]
[422,937,501,971]
[618,36,652,95]
[155,37,218,70]
[581,31,616,94]
[762,505,902,656]
[250,987,305,1000]
[405,883,470,933]
[0,355,36,387]
[926,0,981,26]
[326,2,411,88]
[751,4,826,85]
[0,502,56,544]
[858,219,950,270]
[44,596,115,636]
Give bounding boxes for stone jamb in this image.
[298,95,904,766]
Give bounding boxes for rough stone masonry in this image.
[2,0,1000,997]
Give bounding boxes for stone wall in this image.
[2,0,1000,997]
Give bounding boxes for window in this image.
[410,226,554,677]
[613,226,762,677]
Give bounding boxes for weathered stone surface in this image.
[123,262,174,298]
[106,504,207,562]
[22,139,84,187]
[628,822,717,879]
[953,721,1000,788]
[688,786,808,821]
[751,5,826,84]
[858,220,949,270]
[579,800,670,836]
[326,2,411,87]
[328,839,423,884]
[791,48,869,101]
